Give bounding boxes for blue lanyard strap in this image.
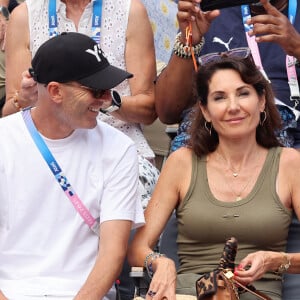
[288,0,297,24]
[22,108,100,236]
[48,0,102,43]
[49,0,58,37]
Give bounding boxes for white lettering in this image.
[86,45,102,62]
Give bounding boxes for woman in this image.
[128,50,300,300]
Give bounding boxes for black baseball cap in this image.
[30,32,133,90]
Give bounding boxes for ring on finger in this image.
[148,290,157,297]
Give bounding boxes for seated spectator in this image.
[4,0,159,217]
[0,32,144,299]
[128,51,300,300]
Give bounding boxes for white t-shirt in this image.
[26,0,155,160]
[0,111,144,298]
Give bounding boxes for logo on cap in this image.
[86,44,104,63]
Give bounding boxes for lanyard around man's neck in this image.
[22,108,100,236]
[241,0,300,110]
[48,0,102,43]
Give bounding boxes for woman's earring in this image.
[260,111,267,126]
[204,121,212,136]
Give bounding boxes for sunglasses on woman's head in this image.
[198,47,252,66]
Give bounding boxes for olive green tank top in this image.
[176,147,292,279]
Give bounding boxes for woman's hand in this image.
[233,251,284,285]
[145,257,177,300]
[17,70,38,108]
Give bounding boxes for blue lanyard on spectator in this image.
[22,108,100,236]
[48,0,102,43]
[241,0,299,109]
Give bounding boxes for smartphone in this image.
[200,0,260,11]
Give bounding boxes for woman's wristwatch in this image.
[100,90,122,114]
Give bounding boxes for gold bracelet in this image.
[13,91,22,111]
[276,252,291,274]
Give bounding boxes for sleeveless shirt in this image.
[176,147,292,280]
[26,0,155,159]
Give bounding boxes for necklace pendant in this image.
[232,172,238,177]
[236,196,242,201]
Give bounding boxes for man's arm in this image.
[155,0,219,124]
[155,53,196,125]
[75,220,132,299]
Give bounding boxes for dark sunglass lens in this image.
[92,90,105,98]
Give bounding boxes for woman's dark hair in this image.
[189,56,282,157]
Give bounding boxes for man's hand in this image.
[177,0,220,45]
[247,0,300,57]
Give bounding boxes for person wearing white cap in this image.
[0,32,145,300]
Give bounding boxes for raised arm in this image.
[112,0,157,125]
[3,3,35,116]
[155,0,219,124]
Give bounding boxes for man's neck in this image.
[31,107,74,140]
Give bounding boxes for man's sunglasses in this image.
[198,47,252,66]
[62,82,108,98]
[79,85,107,99]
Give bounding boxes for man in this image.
[0,32,144,299]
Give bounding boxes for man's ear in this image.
[47,82,63,104]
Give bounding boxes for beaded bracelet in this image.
[144,252,166,278]
[173,32,205,59]
[12,91,22,111]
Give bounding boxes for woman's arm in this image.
[3,3,35,116]
[128,148,192,299]
[235,148,300,284]
[111,0,157,125]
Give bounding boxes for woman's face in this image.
[200,69,266,141]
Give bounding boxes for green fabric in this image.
[175,147,292,297]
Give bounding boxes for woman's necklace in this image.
[216,151,241,177]
[226,176,254,201]
[215,150,262,201]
